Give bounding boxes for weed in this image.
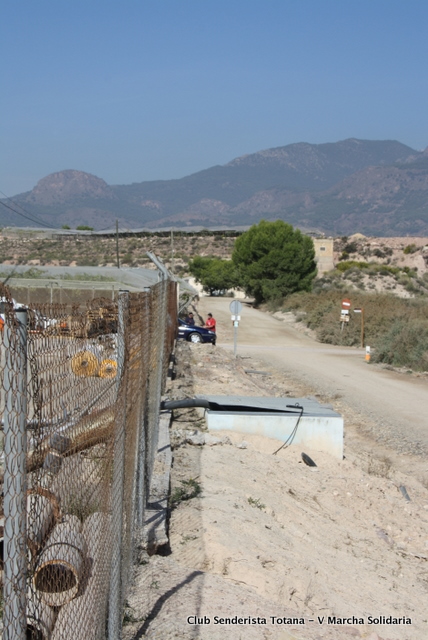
[123,605,143,626]
[266,298,284,313]
[367,455,392,478]
[65,493,102,522]
[170,478,202,507]
[180,534,198,544]
[247,497,265,510]
[419,476,428,491]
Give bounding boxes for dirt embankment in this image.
[124,337,428,640]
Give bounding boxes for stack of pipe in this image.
[51,512,111,639]
[27,488,60,557]
[33,515,87,607]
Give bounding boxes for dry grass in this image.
[367,455,392,478]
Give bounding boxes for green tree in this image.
[232,220,317,304]
[76,225,94,231]
[189,256,238,295]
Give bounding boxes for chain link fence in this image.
[0,275,177,639]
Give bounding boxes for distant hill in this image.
[2,139,428,236]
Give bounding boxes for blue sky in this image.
[2,0,428,195]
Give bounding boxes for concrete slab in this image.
[196,395,344,460]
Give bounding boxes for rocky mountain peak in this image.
[26,170,114,205]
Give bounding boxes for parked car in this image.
[0,297,25,330]
[0,298,57,332]
[177,318,216,345]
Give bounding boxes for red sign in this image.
[341,298,351,309]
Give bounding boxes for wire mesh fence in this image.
[0,275,177,639]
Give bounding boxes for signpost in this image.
[340,298,351,330]
[339,298,367,355]
[353,307,365,348]
[229,300,243,356]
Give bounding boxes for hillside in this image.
[0,230,426,288]
[1,139,428,235]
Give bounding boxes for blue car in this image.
[177,318,216,345]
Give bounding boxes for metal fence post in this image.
[3,309,27,640]
[145,254,170,491]
[108,290,128,640]
[158,278,168,391]
[135,288,151,529]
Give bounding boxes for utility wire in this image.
[0,191,57,229]
[272,404,304,455]
[0,199,55,228]
[0,189,31,211]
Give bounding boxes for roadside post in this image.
[229,299,243,357]
[353,307,365,348]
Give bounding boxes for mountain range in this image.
[2,138,428,236]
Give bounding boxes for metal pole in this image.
[135,288,150,528]
[150,278,167,481]
[361,307,365,349]
[3,309,27,640]
[116,219,120,269]
[233,323,237,357]
[108,290,128,640]
[144,252,171,492]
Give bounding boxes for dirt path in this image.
[123,300,428,640]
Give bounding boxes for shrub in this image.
[403,244,418,254]
[344,241,358,254]
[283,290,428,370]
[373,248,385,258]
[373,319,428,371]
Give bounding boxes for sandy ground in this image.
[123,300,428,640]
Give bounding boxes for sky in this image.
[2,0,428,196]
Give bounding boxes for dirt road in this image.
[196,297,428,460]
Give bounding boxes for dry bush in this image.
[367,455,392,478]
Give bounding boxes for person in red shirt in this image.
[203,313,216,332]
